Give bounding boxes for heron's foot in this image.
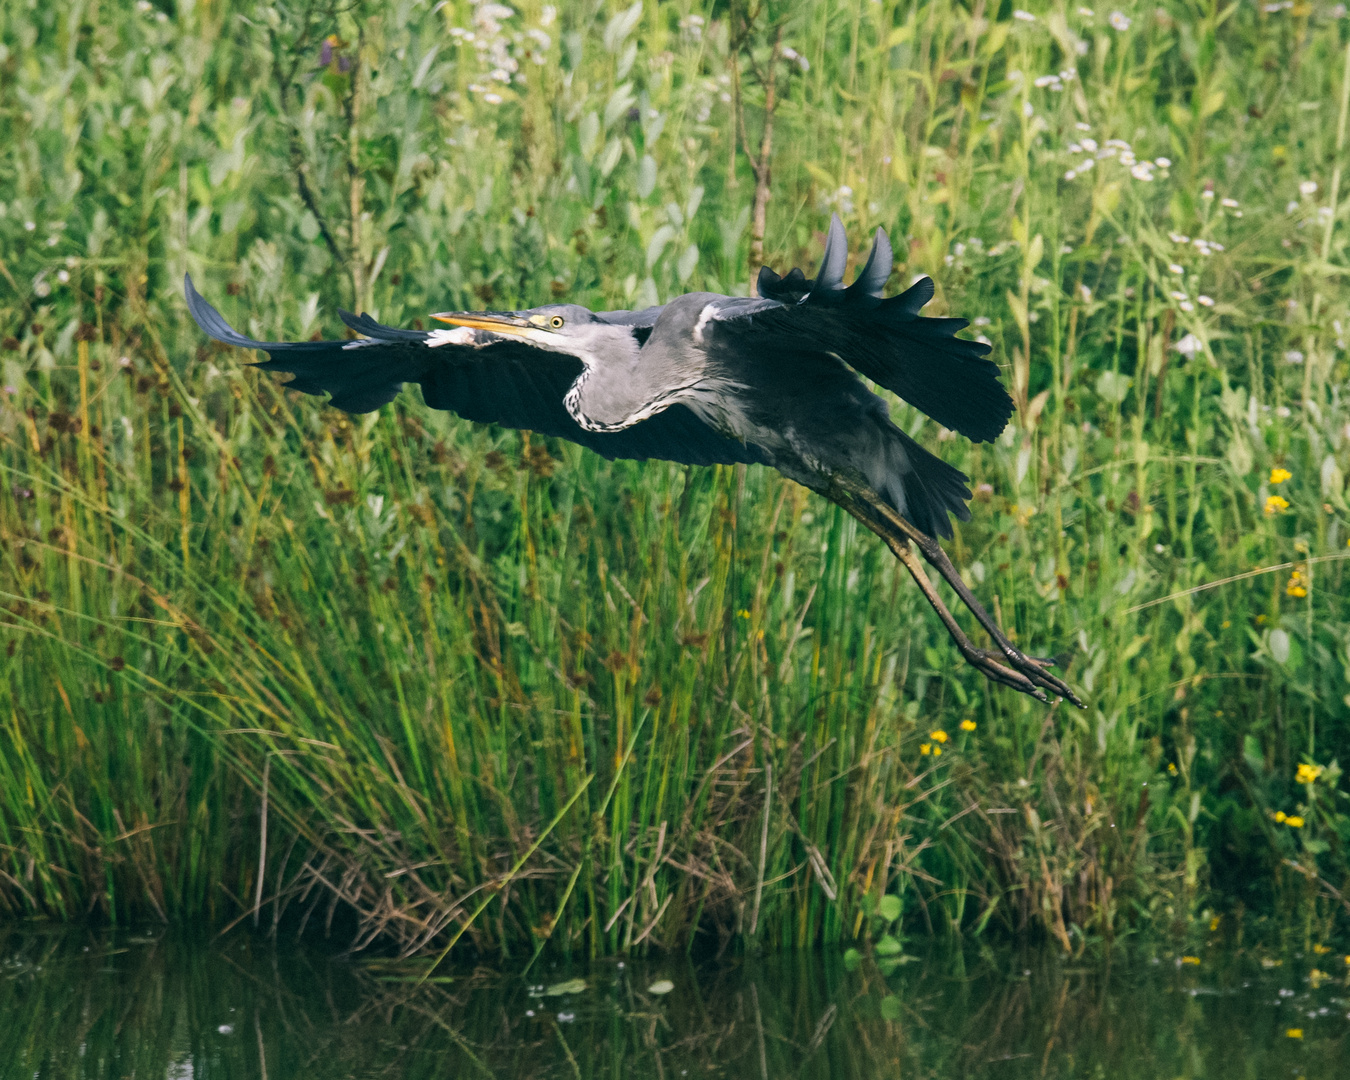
[957,644,1051,703]
[969,645,1084,709]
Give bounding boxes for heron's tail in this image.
[882,427,973,541]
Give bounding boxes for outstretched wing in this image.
[185,276,766,468]
[746,215,1013,443]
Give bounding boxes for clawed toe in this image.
[969,647,1084,708]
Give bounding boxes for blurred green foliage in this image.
[1,0,1349,956]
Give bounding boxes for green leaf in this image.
[676,243,699,283]
[880,995,902,1020]
[842,948,862,971]
[874,934,902,956]
[544,978,587,996]
[635,155,657,199]
[877,894,902,923]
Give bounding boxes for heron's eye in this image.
[549,315,565,329]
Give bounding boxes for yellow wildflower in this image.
[1273,811,1287,823]
[920,743,931,756]
[933,745,943,756]
[930,730,948,743]
[1180,955,1201,965]
[736,609,750,619]
[1312,943,1331,954]
[1209,916,1221,931]
[1270,467,1292,485]
[960,719,977,732]
[1286,815,1305,828]
[1167,763,1178,775]
[1309,968,1328,987]
[1265,494,1290,515]
[1286,568,1307,597]
[1295,763,1323,785]
[1286,1028,1303,1039]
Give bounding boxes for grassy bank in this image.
[2,0,1349,957]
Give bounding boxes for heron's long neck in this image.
[564,333,698,433]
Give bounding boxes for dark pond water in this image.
[3,925,1348,1079]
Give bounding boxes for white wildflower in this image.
[1168,263,1185,274]
[1060,68,1078,80]
[1069,142,1082,153]
[1065,170,1079,180]
[1221,197,1239,208]
[1286,200,1299,214]
[1169,232,1190,244]
[1170,290,1188,301]
[483,92,504,104]
[1081,138,1098,151]
[1109,10,1132,30]
[1300,180,1318,196]
[56,269,69,284]
[541,5,556,25]
[1175,333,1203,357]
[1198,295,1215,307]
[1130,162,1155,181]
[1014,9,1037,20]
[1080,284,1093,302]
[1023,100,1035,118]
[1155,157,1171,167]
[1284,349,1305,364]
[1201,188,1214,199]
[23,220,35,231]
[1179,300,1194,311]
[1077,157,1094,171]
[1078,5,1095,14]
[1035,75,1061,88]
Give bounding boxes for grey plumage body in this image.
[186,215,1081,705]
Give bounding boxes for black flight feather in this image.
[743,216,1012,443]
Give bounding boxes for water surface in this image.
[3,926,1347,1078]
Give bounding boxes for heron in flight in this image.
[186,215,1081,705]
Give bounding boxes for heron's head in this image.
[430,304,636,366]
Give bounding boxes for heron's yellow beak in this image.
[430,312,533,337]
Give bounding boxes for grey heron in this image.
[185,215,1081,706]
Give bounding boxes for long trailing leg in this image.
[828,480,1084,707]
[882,534,1054,701]
[909,530,1082,707]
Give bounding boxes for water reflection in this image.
[2,925,1347,1078]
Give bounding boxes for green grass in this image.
[1,0,1349,957]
